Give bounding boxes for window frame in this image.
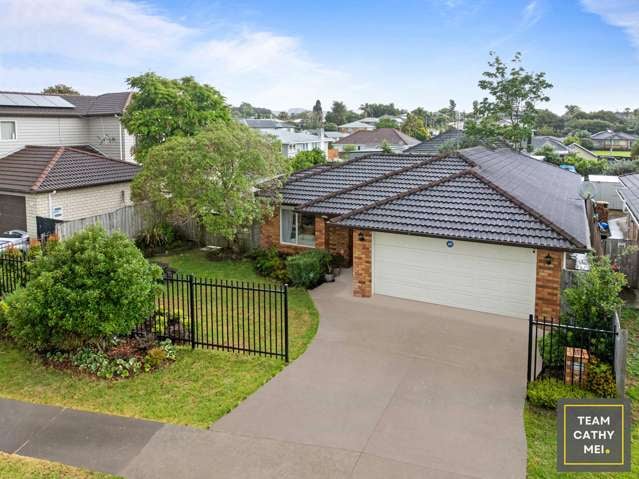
[279,206,315,248]
[0,120,17,141]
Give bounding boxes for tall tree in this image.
[42,84,79,95]
[308,100,323,129]
[448,99,457,123]
[237,102,256,118]
[121,73,231,159]
[132,122,287,241]
[376,117,399,128]
[401,113,430,141]
[325,101,349,125]
[466,51,553,150]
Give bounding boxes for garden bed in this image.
[0,250,319,428]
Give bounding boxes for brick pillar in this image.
[315,217,327,249]
[327,224,353,265]
[535,249,562,320]
[352,229,372,297]
[260,210,279,248]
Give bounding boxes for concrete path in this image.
[1,270,528,478]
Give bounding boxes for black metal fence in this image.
[0,256,289,361]
[0,256,28,297]
[139,273,289,361]
[527,315,617,388]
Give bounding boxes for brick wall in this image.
[352,229,372,297]
[315,217,327,249]
[327,224,352,265]
[535,249,562,320]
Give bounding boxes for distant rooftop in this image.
[239,118,294,129]
[335,128,418,146]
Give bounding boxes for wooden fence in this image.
[56,204,151,240]
[55,204,261,252]
[604,238,639,288]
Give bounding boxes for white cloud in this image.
[581,0,639,50]
[0,0,366,109]
[522,1,543,28]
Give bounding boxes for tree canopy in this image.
[132,121,287,240]
[42,84,79,95]
[376,118,398,128]
[466,51,553,150]
[360,102,401,118]
[290,149,326,172]
[325,101,359,125]
[121,73,231,159]
[401,113,430,141]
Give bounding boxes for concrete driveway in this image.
[124,270,528,479]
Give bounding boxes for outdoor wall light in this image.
[545,254,553,265]
[358,231,366,241]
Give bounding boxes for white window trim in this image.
[0,120,17,141]
[279,206,315,248]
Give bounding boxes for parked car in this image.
[0,230,29,252]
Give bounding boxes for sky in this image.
[1,0,639,114]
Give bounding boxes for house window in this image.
[0,121,16,140]
[280,207,315,247]
[51,206,63,219]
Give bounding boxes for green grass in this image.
[0,452,119,479]
[525,306,639,476]
[593,150,632,158]
[0,251,318,428]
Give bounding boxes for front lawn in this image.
[0,452,119,479]
[0,251,318,428]
[593,150,632,158]
[525,307,639,476]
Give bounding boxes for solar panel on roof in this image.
[0,93,74,108]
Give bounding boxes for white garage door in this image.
[373,232,537,319]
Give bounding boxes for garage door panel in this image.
[373,233,536,319]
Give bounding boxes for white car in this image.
[0,230,29,252]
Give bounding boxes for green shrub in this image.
[538,330,571,369]
[585,358,617,398]
[527,378,595,409]
[286,250,332,289]
[135,222,175,252]
[0,300,8,335]
[5,226,162,352]
[145,347,167,369]
[252,247,288,282]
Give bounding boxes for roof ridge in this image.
[330,167,474,224]
[296,155,446,212]
[64,146,135,166]
[32,146,65,191]
[468,169,585,249]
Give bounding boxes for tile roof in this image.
[260,145,591,251]
[332,171,577,250]
[530,136,570,154]
[404,129,465,154]
[591,130,638,141]
[0,145,140,193]
[0,91,132,117]
[335,128,418,146]
[618,174,639,220]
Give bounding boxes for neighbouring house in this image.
[0,145,139,237]
[567,143,598,161]
[338,120,376,134]
[591,130,638,151]
[267,129,327,158]
[0,91,135,162]
[530,135,571,157]
[258,146,591,320]
[588,175,624,210]
[405,128,465,154]
[617,174,639,241]
[333,128,419,155]
[239,118,295,133]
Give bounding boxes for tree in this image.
[448,99,457,123]
[632,141,639,160]
[290,149,326,172]
[277,111,289,120]
[42,84,79,95]
[325,101,348,126]
[360,102,400,118]
[562,154,607,176]
[535,109,564,135]
[121,73,231,159]
[377,118,398,129]
[238,102,256,118]
[534,145,561,165]
[5,226,161,351]
[566,118,615,134]
[307,100,323,129]
[380,140,393,153]
[563,135,580,146]
[466,51,553,151]
[563,105,582,119]
[132,121,288,241]
[401,113,430,141]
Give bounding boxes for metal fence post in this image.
[284,284,289,363]
[189,274,196,350]
[527,314,533,383]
